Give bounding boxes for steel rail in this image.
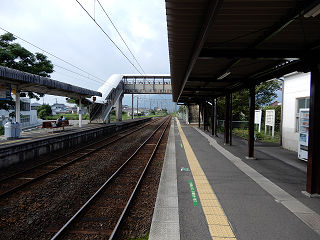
[50,116,171,240]
[109,116,171,239]
[0,118,160,198]
[0,119,154,183]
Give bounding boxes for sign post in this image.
[265,109,275,138]
[254,110,262,132]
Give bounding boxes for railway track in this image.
[50,116,171,240]
[0,118,161,198]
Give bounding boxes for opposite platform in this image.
[0,118,150,168]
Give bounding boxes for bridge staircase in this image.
[89,81,124,123]
[89,74,171,123]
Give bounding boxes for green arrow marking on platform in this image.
[181,167,190,172]
[188,180,199,206]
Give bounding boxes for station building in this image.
[282,72,311,153]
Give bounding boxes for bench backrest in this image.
[62,120,69,125]
[42,121,53,128]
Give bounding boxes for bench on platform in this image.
[42,120,70,132]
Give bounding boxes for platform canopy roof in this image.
[0,66,102,98]
[166,0,320,103]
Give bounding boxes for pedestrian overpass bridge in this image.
[89,74,171,123]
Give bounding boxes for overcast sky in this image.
[0,0,172,109]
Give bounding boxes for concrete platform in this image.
[0,118,151,168]
[150,118,320,240]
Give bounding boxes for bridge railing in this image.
[122,77,171,85]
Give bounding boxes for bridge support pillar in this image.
[116,95,123,122]
[131,94,134,119]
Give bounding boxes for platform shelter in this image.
[165,0,320,194]
[0,66,102,128]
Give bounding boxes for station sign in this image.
[265,110,275,127]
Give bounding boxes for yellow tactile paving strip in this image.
[176,118,236,240]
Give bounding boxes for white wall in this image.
[0,108,40,128]
[282,72,310,152]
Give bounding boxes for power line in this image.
[54,70,100,87]
[0,26,106,84]
[96,0,145,74]
[75,0,143,75]
[53,63,103,84]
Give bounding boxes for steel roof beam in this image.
[248,60,306,82]
[184,87,225,92]
[199,48,320,60]
[252,1,320,48]
[181,60,305,101]
[210,1,320,84]
[188,76,241,83]
[177,0,223,102]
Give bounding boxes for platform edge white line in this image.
[149,120,180,240]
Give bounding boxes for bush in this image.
[233,128,248,138]
[232,128,280,143]
[38,109,48,119]
[0,126,4,135]
[36,104,52,119]
[255,132,263,140]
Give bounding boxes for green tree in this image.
[217,80,281,120]
[0,99,14,111]
[0,32,54,107]
[36,104,52,119]
[178,106,185,113]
